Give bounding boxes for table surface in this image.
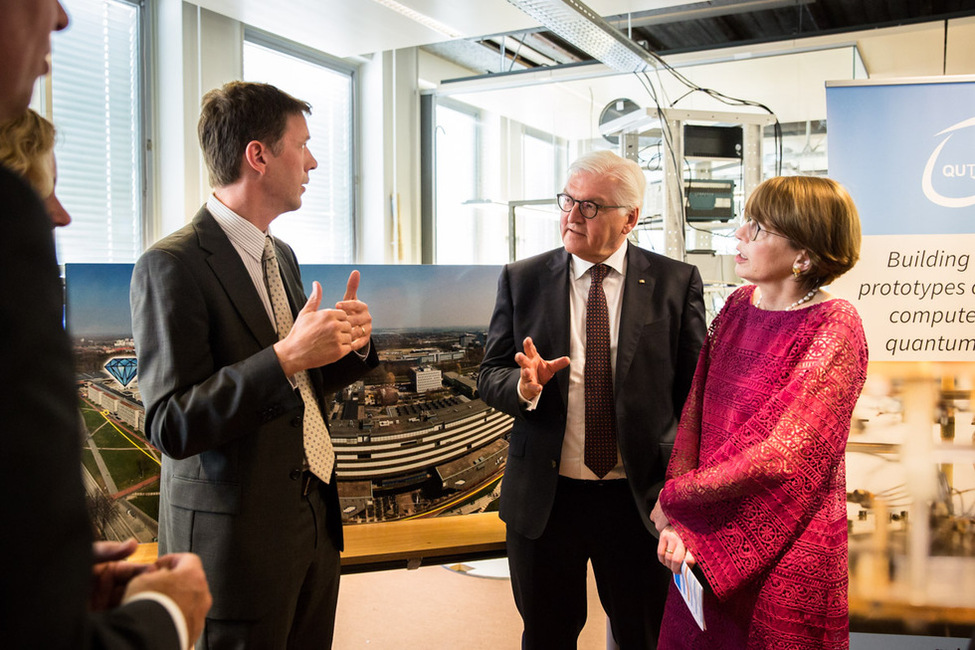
[130,511,507,573]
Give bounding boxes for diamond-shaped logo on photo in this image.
[105,357,138,388]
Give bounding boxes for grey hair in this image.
[566,149,645,209]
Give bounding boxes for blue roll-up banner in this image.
[827,77,975,361]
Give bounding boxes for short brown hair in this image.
[198,81,311,187]
[0,108,56,196]
[744,176,861,291]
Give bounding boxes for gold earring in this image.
[792,264,802,280]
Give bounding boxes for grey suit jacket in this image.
[131,207,378,620]
[478,243,706,539]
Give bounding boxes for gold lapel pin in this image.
[638,279,645,284]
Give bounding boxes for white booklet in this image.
[673,562,706,630]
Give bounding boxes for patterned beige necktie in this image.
[263,236,335,483]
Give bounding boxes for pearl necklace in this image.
[756,287,819,311]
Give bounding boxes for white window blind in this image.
[435,103,508,264]
[243,36,355,264]
[433,102,567,264]
[523,130,564,200]
[49,0,142,263]
[516,130,565,260]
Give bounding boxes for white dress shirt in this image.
[207,195,277,325]
[519,241,629,480]
[561,242,628,480]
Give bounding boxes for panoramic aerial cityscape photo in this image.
[66,262,509,542]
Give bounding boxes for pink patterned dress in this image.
[657,285,868,650]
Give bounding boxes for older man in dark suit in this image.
[131,81,378,648]
[479,150,706,649]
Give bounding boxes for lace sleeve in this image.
[658,303,867,597]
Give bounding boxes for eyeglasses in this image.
[556,193,627,220]
[740,216,790,242]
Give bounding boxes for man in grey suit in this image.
[479,150,706,649]
[131,81,378,648]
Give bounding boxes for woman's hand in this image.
[650,500,670,533]
[657,524,696,574]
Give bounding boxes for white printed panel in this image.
[830,233,975,361]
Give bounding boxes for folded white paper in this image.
[673,562,706,631]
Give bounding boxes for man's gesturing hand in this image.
[335,270,372,353]
[514,336,569,401]
[274,281,354,376]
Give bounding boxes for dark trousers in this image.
[198,479,341,650]
[506,476,672,650]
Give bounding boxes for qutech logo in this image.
[922,116,975,208]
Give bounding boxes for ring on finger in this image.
[665,549,674,554]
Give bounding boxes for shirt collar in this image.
[570,240,628,281]
[207,194,270,263]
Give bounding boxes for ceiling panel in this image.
[616,0,975,56]
[184,0,699,58]
[189,0,466,57]
[441,44,864,141]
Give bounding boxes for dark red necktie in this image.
[584,263,618,478]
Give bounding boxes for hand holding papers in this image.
[673,561,706,631]
[652,504,706,629]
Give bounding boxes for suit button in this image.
[289,468,302,481]
[291,416,302,427]
[550,460,557,468]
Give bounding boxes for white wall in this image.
[358,48,424,264]
[151,4,241,241]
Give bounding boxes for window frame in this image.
[435,96,483,203]
[35,0,151,264]
[243,26,360,262]
[521,124,567,201]
[430,96,487,264]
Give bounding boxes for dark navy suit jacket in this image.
[478,243,706,539]
[0,165,178,648]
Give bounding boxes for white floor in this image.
[334,560,971,649]
[334,559,609,649]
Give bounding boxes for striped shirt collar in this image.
[207,194,271,262]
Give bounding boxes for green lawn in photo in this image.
[98,448,160,491]
[80,448,102,488]
[78,401,160,493]
[128,494,160,522]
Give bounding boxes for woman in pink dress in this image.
[650,176,869,649]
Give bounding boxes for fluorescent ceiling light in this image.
[506,0,655,73]
[369,0,465,39]
[616,0,814,27]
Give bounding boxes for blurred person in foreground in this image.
[0,4,211,647]
[479,150,706,648]
[651,176,869,649]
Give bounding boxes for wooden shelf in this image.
[129,511,507,574]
